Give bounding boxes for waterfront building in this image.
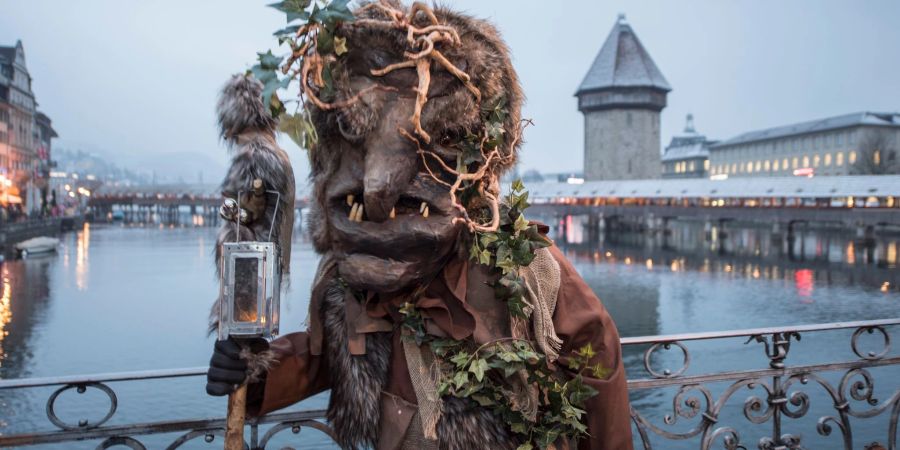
[576,14,670,181]
[0,40,56,211]
[708,112,900,178]
[661,114,717,179]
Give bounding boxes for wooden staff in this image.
[225,384,247,449]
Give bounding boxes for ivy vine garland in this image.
[400,181,609,449]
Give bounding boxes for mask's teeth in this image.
[346,194,355,207]
[355,204,365,222]
[349,203,359,221]
[419,202,428,214]
[389,207,396,219]
[422,205,430,218]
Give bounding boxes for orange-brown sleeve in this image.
[247,331,330,416]
[549,245,634,450]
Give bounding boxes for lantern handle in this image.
[232,187,282,243]
[266,190,281,242]
[235,190,243,243]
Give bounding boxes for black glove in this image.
[206,337,268,396]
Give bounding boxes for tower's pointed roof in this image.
[576,14,670,95]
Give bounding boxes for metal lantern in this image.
[218,241,280,341]
[217,185,283,342]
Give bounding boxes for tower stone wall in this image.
[584,108,661,180]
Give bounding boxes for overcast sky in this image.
[3,0,899,180]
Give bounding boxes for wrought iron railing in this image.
[624,318,900,450]
[1,318,897,449]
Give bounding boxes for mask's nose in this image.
[363,102,418,222]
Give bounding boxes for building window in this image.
[755,160,761,171]
[802,155,810,168]
[813,154,820,167]
[704,160,710,171]
[731,163,737,173]
[773,159,780,171]
[782,158,789,170]
[836,151,844,166]
[849,150,857,164]
[824,153,832,166]
[764,160,771,171]
[837,132,843,145]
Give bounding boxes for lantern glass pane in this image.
[233,256,260,323]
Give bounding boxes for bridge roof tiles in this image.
[94,183,219,197]
[94,181,313,201]
[526,175,900,200]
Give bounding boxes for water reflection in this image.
[76,222,90,291]
[0,254,52,379]
[544,215,899,294]
[0,267,11,365]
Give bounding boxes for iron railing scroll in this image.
[623,319,900,450]
[0,368,336,449]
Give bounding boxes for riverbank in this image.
[0,216,86,255]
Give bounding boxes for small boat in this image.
[15,237,60,256]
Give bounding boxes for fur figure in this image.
[207,2,635,448]
[271,0,531,446]
[294,2,528,447]
[209,74,296,333]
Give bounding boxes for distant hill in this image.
[54,148,150,184]
[130,151,226,185]
[53,148,226,185]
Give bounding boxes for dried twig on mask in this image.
[354,1,481,143]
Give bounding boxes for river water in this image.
[0,219,898,449]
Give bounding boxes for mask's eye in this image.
[337,111,365,143]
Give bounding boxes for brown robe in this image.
[248,244,633,450]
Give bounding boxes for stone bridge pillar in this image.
[586,213,603,242]
[855,223,876,246]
